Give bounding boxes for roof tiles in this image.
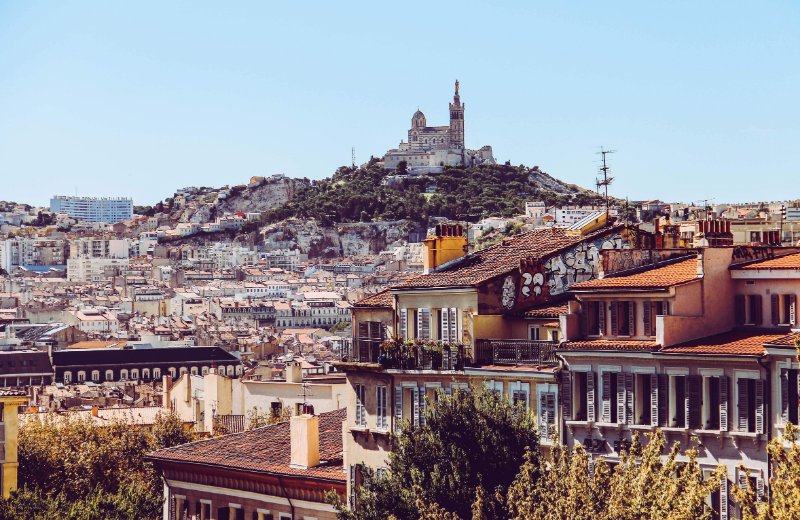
[660,330,786,356]
[732,252,800,270]
[571,257,699,291]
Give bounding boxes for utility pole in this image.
[596,147,616,218]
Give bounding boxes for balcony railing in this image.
[474,339,559,366]
[351,339,470,371]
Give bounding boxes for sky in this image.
[1,1,799,207]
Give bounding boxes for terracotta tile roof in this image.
[522,303,568,318]
[396,227,614,289]
[148,409,345,482]
[763,332,800,347]
[732,252,800,270]
[560,339,660,352]
[570,257,699,291]
[353,289,393,308]
[660,330,786,356]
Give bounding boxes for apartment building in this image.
[66,238,130,282]
[50,195,133,223]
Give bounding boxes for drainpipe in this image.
[277,475,295,519]
[756,355,771,496]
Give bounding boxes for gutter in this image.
[277,475,295,520]
[757,355,772,498]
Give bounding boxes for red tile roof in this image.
[396,227,617,289]
[353,289,393,308]
[560,339,660,352]
[570,257,699,291]
[148,409,345,482]
[731,252,800,270]
[660,330,786,356]
[764,332,800,347]
[522,303,568,318]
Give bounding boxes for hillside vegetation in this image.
[264,160,599,226]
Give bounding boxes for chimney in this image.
[422,223,468,274]
[286,361,303,383]
[91,405,99,418]
[290,414,320,469]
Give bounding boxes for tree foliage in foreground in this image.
[329,388,539,520]
[0,411,195,520]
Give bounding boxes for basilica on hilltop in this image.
[383,80,495,173]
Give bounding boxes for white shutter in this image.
[598,303,606,335]
[412,387,420,428]
[781,369,789,424]
[441,309,450,343]
[417,308,430,339]
[756,476,765,501]
[586,372,596,421]
[561,372,572,421]
[755,380,765,434]
[720,473,729,520]
[394,386,403,431]
[539,392,549,439]
[400,309,408,340]
[601,372,611,423]
[419,388,427,427]
[719,375,729,431]
[650,373,660,427]
[616,372,626,424]
[625,373,634,425]
[449,308,457,343]
[791,295,797,326]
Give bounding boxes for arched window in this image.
[179,367,188,376]
[77,371,86,383]
[120,369,129,380]
[201,366,210,376]
[235,365,243,376]
[190,367,198,375]
[153,368,162,380]
[105,370,114,381]
[91,370,100,382]
[142,368,151,380]
[130,369,139,380]
[63,371,72,384]
[226,365,235,376]
[168,367,176,379]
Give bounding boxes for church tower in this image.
[449,79,465,150]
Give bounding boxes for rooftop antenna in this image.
[351,147,356,168]
[596,147,616,218]
[298,380,314,412]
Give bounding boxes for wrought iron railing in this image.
[474,339,558,366]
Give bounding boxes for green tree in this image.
[329,388,539,520]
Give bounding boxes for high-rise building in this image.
[50,195,133,223]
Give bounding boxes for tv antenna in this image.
[351,147,356,168]
[595,147,616,217]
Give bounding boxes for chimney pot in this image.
[290,414,320,469]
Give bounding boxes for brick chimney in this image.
[422,223,467,274]
[290,414,320,469]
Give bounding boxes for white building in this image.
[50,195,133,223]
[66,238,129,282]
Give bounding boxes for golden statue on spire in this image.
[455,79,460,96]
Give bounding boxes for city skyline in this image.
[1,1,799,206]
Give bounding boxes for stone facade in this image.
[383,80,495,173]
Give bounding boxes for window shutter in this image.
[781,369,789,424]
[419,388,426,427]
[539,392,549,439]
[686,375,702,429]
[628,302,636,337]
[756,476,765,501]
[418,308,431,339]
[358,321,369,337]
[719,375,729,431]
[412,387,420,428]
[609,302,618,336]
[753,295,763,325]
[400,309,408,340]
[598,303,606,335]
[394,386,403,431]
[587,458,595,478]
[586,372,596,421]
[734,295,745,325]
[449,308,457,343]
[737,468,748,490]
[650,373,660,427]
[771,294,780,325]
[720,474,729,520]
[755,379,765,434]
[642,301,652,336]
[349,464,357,509]
[791,295,797,326]
[545,392,556,439]
[625,372,634,425]
[663,300,670,316]
[561,372,572,421]
[601,372,612,423]
[441,309,450,343]
[616,372,626,424]
[658,374,668,428]
[738,379,749,431]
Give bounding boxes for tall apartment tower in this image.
[448,79,465,150]
[50,195,133,223]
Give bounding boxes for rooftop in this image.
[731,251,800,270]
[570,256,699,291]
[560,339,660,353]
[148,409,345,482]
[659,330,787,356]
[353,289,393,309]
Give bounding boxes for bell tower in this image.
[449,79,465,150]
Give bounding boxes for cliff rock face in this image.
[217,176,306,215]
[262,219,415,258]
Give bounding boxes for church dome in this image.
[412,110,426,128]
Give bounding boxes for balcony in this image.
[351,339,470,371]
[474,339,558,366]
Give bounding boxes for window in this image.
[131,369,139,380]
[585,301,604,335]
[670,375,686,427]
[633,374,652,425]
[355,384,366,426]
[64,371,72,384]
[485,379,503,396]
[538,387,557,440]
[357,321,385,362]
[153,368,161,379]
[91,370,100,382]
[735,295,763,326]
[416,308,431,339]
[737,378,765,433]
[781,368,799,425]
[569,371,595,422]
[105,370,114,381]
[439,308,458,343]
[610,301,635,336]
[120,369,129,380]
[600,371,631,424]
[771,294,797,326]
[77,371,86,383]
[376,386,388,430]
[529,326,541,341]
[511,381,530,409]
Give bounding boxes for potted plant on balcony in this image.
[379,339,400,369]
[420,340,443,370]
[400,340,418,370]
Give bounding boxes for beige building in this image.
[0,390,29,498]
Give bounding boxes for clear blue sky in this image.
[1,1,798,207]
